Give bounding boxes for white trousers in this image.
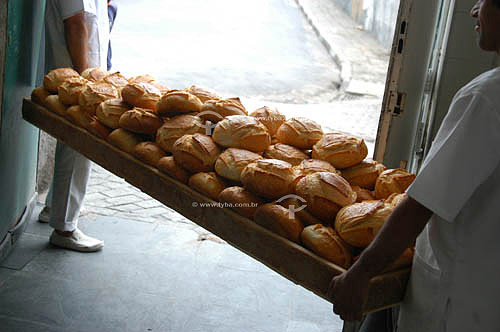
[45,140,92,232]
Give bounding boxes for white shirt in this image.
[45,0,109,71]
[398,67,500,332]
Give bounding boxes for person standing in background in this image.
[39,0,110,252]
[107,0,118,71]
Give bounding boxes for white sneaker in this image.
[38,206,50,223]
[49,228,104,252]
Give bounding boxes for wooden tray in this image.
[22,97,409,313]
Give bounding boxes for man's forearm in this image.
[350,196,432,279]
[64,13,89,73]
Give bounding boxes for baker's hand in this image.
[327,269,370,322]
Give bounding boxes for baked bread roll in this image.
[88,117,112,139]
[128,74,168,93]
[334,200,393,248]
[31,87,51,107]
[250,106,286,136]
[277,196,322,226]
[43,67,80,93]
[185,85,220,103]
[81,67,107,82]
[212,115,271,152]
[107,128,145,154]
[312,132,368,169]
[118,108,163,135]
[263,143,308,166]
[218,186,264,219]
[374,168,416,199]
[351,186,375,202]
[342,159,386,190]
[240,159,297,200]
[276,117,323,149]
[199,98,247,122]
[301,224,352,268]
[294,159,339,177]
[188,172,227,200]
[254,203,304,243]
[134,141,167,167]
[121,82,161,110]
[157,156,190,184]
[96,98,130,129]
[155,114,205,153]
[385,192,408,209]
[214,148,263,182]
[295,172,357,222]
[66,105,92,129]
[156,90,203,116]
[171,133,221,173]
[58,76,88,106]
[79,81,120,115]
[45,95,67,117]
[101,71,129,90]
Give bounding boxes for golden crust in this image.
[277,197,322,226]
[334,200,393,248]
[66,105,92,129]
[81,67,108,82]
[385,192,408,209]
[199,98,247,122]
[263,143,309,166]
[188,172,227,200]
[249,106,286,136]
[107,128,145,154]
[295,172,357,222]
[96,98,131,129]
[301,224,352,268]
[156,90,203,116]
[88,117,112,139]
[121,82,161,110]
[172,133,221,173]
[254,203,304,243]
[157,156,190,184]
[312,132,368,169]
[31,87,51,107]
[101,71,129,90]
[275,117,323,149]
[374,168,416,199]
[155,114,205,153]
[133,141,166,167]
[342,159,386,190]
[212,115,271,152]
[79,81,120,115]
[119,107,163,135]
[58,76,89,106]
[351,185,375,202]
[214,148,263,182]
[43,67,80,93]
[45,95,67,117]
[218,186,264,219]
[185,85,220,103]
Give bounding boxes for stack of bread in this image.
[32,67,417,271]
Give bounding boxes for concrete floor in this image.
[0,204,344,332]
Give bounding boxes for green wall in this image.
[0,0,45,240]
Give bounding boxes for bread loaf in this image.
[171,133,221,173]
[66,105,93,129]
[249,106,286,136]
[301,224,352,268]
[121,82,161,110]
[218,186,264,219]
[199,98,247,122]
[101,71,129,90]
[384,192,408,209]
[276,117,323,149]
[351,186,375,202]
[254,203,304,243]
[96,98,131,129]
[88,117,112,139]
[263,143,308,166]
[134,141,166,167]
[341,159,386,190]
[334,200,393,248]
[294,159,339,180]
[312,132,368,169]
[214,148,263,182]
[240,159,297,200]
[79,81,120,115]
[31,87,51,107]
[58,76,88,105]
[157,156,190,183]
[155,114,205,153]
[295,172,357,222]
[188,172,227,200]
[45,95,67,117]
[156,90,203,116]
[212,115,271,152]
[277,197,322,226]
[185,85,220,103]
[81,67,108,82]
[119,108,163,135]
[374,168,416,199]
[107,128,145,154]
[43,67,80,93]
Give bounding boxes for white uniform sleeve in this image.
[58,0,97,20]
[407,92,500,222]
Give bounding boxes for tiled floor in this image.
[0,206,344,332]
